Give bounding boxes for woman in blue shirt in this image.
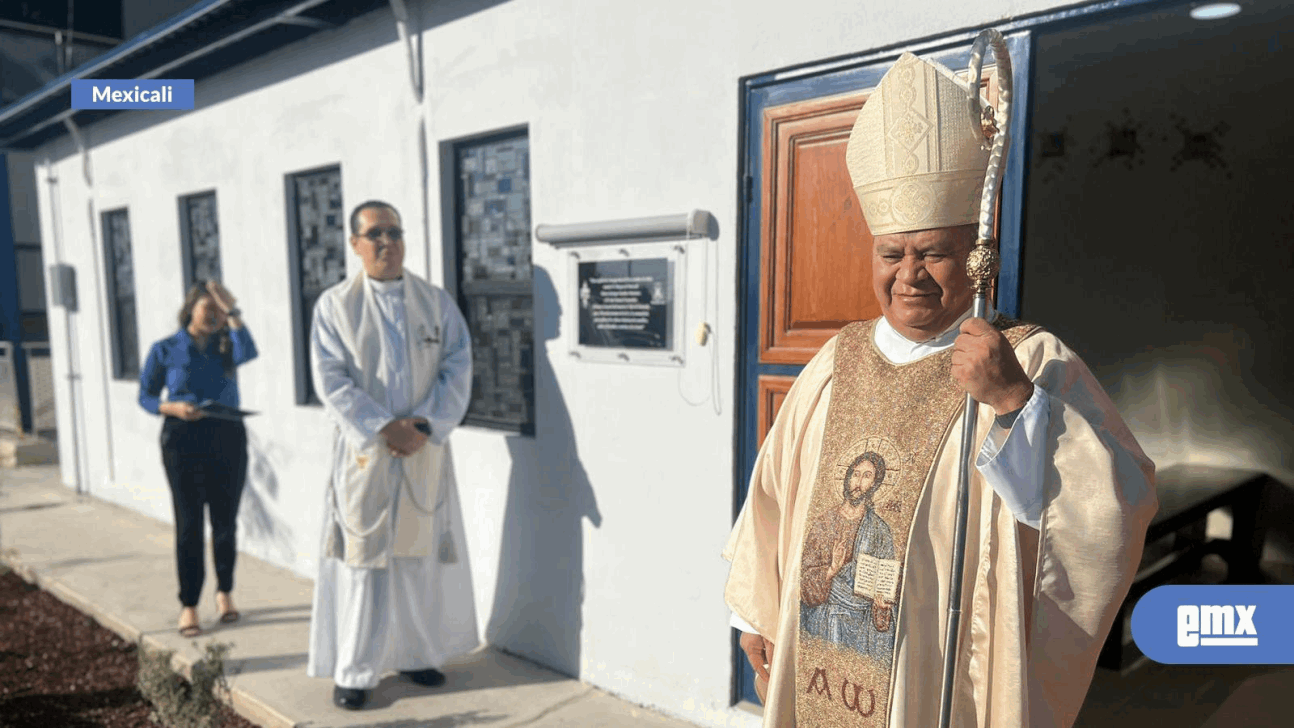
[139,280,257,637]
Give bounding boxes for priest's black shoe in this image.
[333,685,369,710]
[401,668,446,687]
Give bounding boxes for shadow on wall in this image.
[486,266,602,678]
[239,428,297,567]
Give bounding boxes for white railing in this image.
[21,343,55,433]
[0,342,57,435]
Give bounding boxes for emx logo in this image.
[1177,604,1257,646]
[1133,585,1293,664]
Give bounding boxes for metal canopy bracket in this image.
[389,0,423,101]
[275,15,335,29]
[60,118,92,186]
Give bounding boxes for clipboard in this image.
[197,399,258,421]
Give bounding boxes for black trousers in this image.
[160,417,248,607]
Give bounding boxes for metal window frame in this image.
[284,163,344,407]
[440,125,535,436]
[99,206,138,380]
[177,189,221,294]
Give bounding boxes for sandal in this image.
[216,592,240,624]
[178,607,202,637]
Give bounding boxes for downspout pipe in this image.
[42,158,84,495]
[61,118,116,486]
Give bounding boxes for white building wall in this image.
[33,0,1067,724]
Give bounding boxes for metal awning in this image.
[0,0,389,149]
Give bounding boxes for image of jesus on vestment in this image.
[800,449,901,664]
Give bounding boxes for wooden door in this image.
[759,90,881,368]
[733,34,1030,707]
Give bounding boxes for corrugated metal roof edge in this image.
[0,0,375,149]
[0,0,239,126]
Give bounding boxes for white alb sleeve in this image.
[730,612,759,635]
[975,383,1051,529]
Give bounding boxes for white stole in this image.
[326,270,446,568]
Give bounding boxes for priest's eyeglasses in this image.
[362,226,403,242]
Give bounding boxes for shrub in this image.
[136,639,234,728]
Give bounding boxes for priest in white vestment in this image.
[723,51,1158,727]
[307,200,479,710]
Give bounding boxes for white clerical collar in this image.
[365,274,404,296]
[873,301,998,364]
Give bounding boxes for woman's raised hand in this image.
[205,281,237,313]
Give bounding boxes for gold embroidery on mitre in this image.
[891,180,934,226]
[845,52,993,236]
[793,318,1041,726]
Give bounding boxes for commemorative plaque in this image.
[540,210,711,367]
[576,258,671,350]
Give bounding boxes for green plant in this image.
[136,639,234,728]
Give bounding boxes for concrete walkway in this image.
[0,465,699,728]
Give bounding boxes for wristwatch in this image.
[225,307,242,318]
[995,405,1024,430]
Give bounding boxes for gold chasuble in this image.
[795,318,1037,726]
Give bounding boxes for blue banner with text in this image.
[1132,585,1294,664]
[71,80,194,110]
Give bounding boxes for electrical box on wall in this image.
[47,264,78,311]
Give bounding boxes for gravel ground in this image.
[0,567,260,728]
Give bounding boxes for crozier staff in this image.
[305,200,479,711]
[722,38,1157,727]
[139,280,257,638]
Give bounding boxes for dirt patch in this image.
[0,567,261,728]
